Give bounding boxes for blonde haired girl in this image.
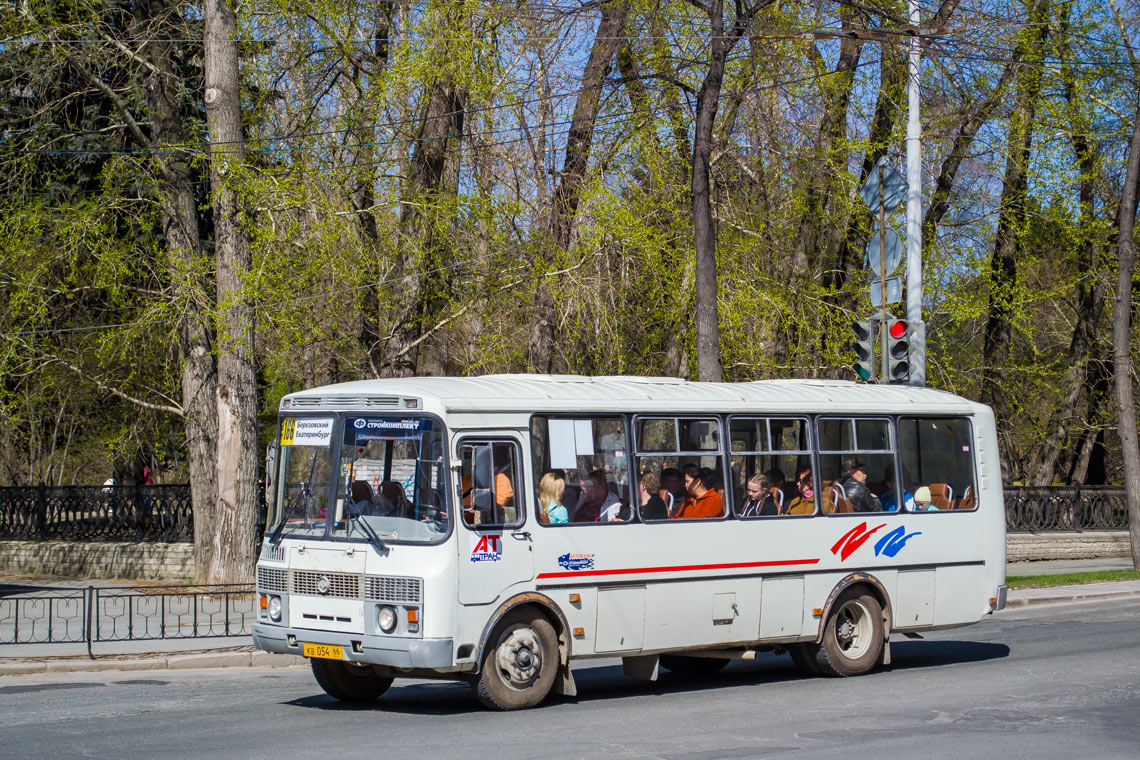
[538,470,568,524]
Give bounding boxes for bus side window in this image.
[459,441,523,527]
[897,417,977,512]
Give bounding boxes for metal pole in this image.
[878,164,888,382]
[905,0,925,386]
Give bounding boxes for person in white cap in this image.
[913,486,937,511]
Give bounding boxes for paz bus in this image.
[252,375,1006,710]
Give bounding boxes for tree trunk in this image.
[981,0,1050,478]
[204,0,258,584]
[527,0,630,374]
[1030,14,1109,485]
[389,66,466,376]
[1113,96,1140,569]
[136,0,219,577]
[691,0,732,383]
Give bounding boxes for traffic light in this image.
[886,318,910,381]
[852,320,875,382]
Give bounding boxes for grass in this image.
[1006,569,1140,589]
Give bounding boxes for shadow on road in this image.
[284,639,1009,715]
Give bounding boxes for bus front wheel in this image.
[813,588,884,677]
[310,658,393,702]
[472,608,559,710]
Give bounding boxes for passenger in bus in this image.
[912,485,937,511]
[573,470,622,522]
[461,449,515,524]
[763,468,791,514]
[879,465,914,512]
[737,474,767,518]
[784,468,815,515]
[839,459,882,513]
[660,467,686,517]
[538,470,569,524]
[674,466,724,519]
[638,471,668,520]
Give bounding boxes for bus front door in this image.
[457,436,534,605]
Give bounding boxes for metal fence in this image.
[1003,486,1128,532]
[0,583,255,655]
[0,484,193,542]
[0,483,1129,541]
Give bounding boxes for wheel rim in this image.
[494,625,543,691]
[833,598,874,660]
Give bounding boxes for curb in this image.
[1004,586,1140,609]
[0,650,306,676]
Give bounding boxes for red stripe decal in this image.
[535,558,820,580]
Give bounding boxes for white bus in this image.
[253,375,1006,710]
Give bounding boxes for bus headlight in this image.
[268,596,282,623]
[377,605,397,634]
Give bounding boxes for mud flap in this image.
[622,654,660,681]
[552,663,577,697]
[881,637,891,667]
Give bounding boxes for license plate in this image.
[303,643,343,660]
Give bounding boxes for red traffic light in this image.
[888,319,908,339]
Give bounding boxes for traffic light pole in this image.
[905,0,926,386]
[878,164,889,383]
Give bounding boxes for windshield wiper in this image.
[348,513,389,554]
[269,484,305,546]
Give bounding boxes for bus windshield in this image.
[271,417,336,541]
[331,416,449,543]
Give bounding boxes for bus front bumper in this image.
[253,622,454,669]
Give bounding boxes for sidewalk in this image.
[2,560,1138,675]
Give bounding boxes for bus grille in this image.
[292,570,361,598]
[365,575,422,604]
[260,543,285,562]
[257,566,287,593]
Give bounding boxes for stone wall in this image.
[0,540,193,581]
[1006,531,1131,562]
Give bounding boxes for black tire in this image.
[310,658,393,703]
[788,643,823,676]
[659,654,730,676]
[471,608,559,710]
[813,589,884,677]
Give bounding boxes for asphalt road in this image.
[1,597,1137,760]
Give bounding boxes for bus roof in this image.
[281,374,985,416]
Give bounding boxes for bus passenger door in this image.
[456,436,535,605]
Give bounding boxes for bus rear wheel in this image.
[310,658,393,702]
[813,589,884,677]
[472,608,558,710]
[659,655,730,676]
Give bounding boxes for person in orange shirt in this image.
[674,465,724,519]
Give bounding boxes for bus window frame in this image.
[895,414,980,514]
[632,413,730,524]
[815,415,899,518]
[456,436,526,531]
[726,414,818,519]
[328,411,454,546]
[528,413,636,528]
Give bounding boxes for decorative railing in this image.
[0,484,193,542]
[1003,486,1129,532]
[0,583,256,654]
[0,483,1128,541]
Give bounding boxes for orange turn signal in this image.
[407,608,419,623]
[573,627,585,637]
[569,593,581,604]
[260,595,268,609]
[812,608,823,617]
